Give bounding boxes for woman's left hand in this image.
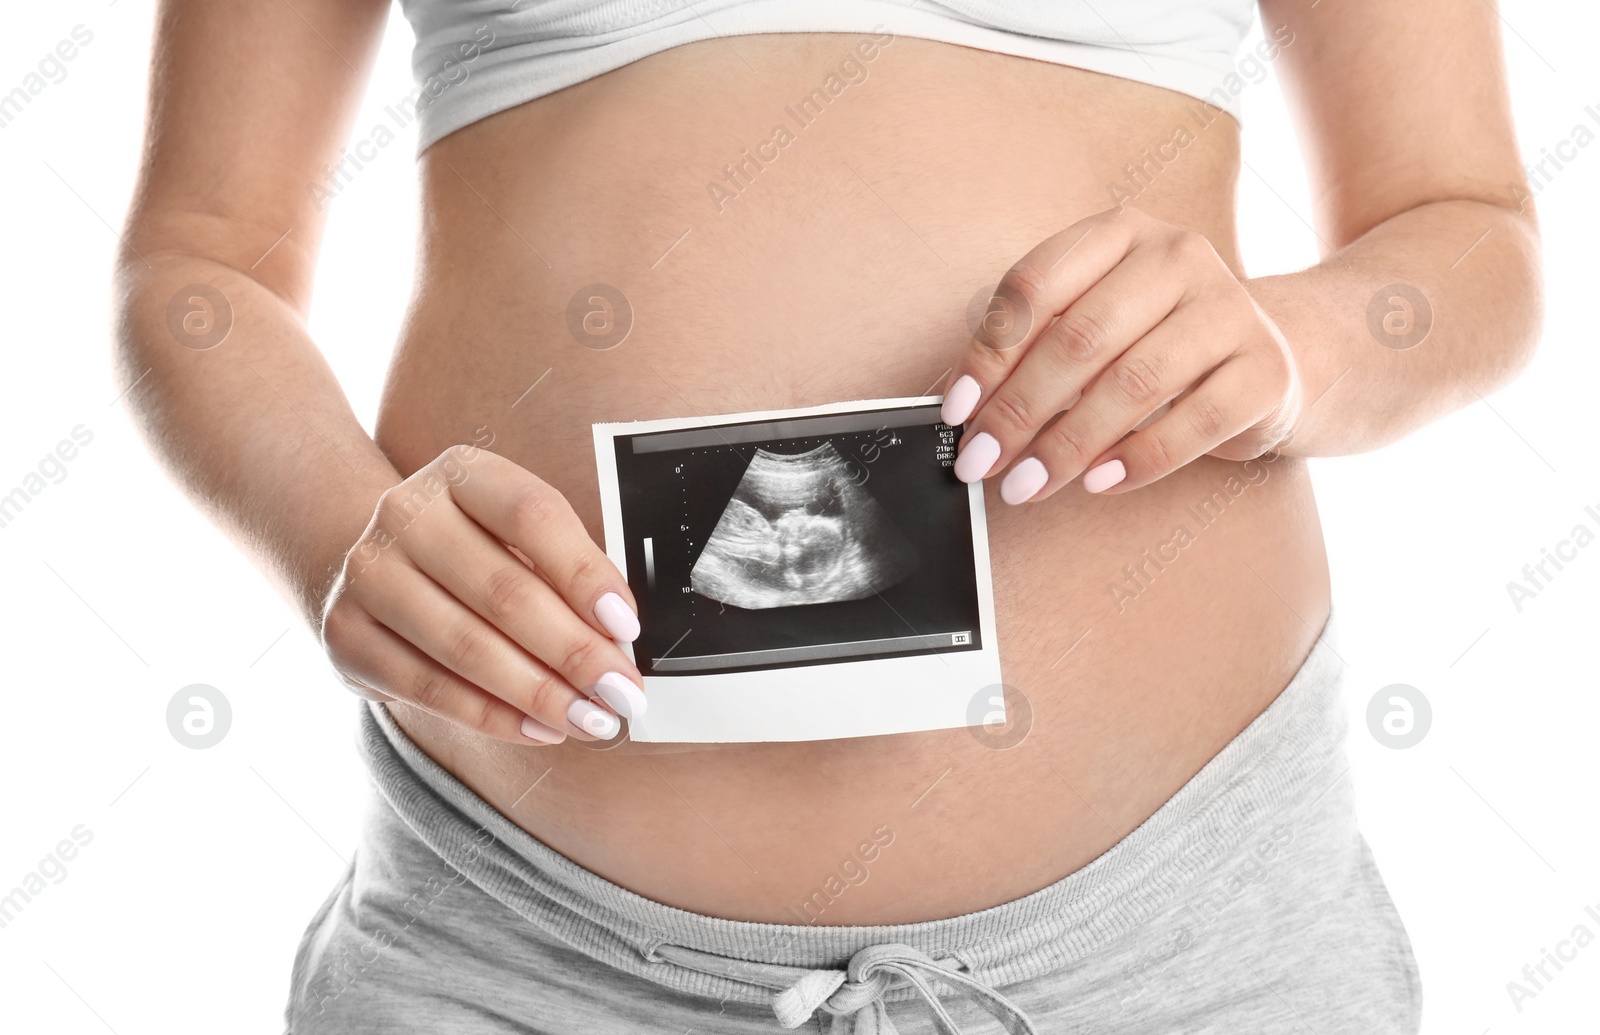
[942,206,1304,503]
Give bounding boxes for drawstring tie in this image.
[771,942,1037,1035]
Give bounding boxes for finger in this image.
[964,209,1144,357]
[1080,358,1273,494]
[442,448,642,643]
[994,309,1229,503]
[356,560,624,741]
[942,208,1152,429]
[954,247,1189,483]
[330,608,562,745]
[403,506,648,721]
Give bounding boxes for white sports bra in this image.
[396,0,1261,152]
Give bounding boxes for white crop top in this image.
[396,0,1260,152]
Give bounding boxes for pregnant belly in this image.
[373,35,1331,923]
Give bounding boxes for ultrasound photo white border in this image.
[592,395,1003,743]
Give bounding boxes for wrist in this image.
[1245,271,1340,458]
[283,475,398,631]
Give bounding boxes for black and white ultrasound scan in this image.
[593,396,1003,742]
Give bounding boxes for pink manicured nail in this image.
[941,375,981,426]
[568,698,622,740]
[594,671,647,720]
[1000,458,1048,505]
[1083,459,1127,493]
[594,592,640,641]
[520,715,566,744]
[954,432,1001,483]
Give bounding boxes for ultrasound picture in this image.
[690,443,917,609]
[609,403,983,676]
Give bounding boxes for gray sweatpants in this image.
[285,611,1421,1033]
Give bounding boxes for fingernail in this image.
[1083,459,1127,493]
[569,698,622,740]
[594,592,640,641]
[594,671,647,720]
[953,432,1001,483]
[1000,457,1048,505]
[520,715,566,744]
[941,375,981,426]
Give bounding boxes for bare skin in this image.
[117,0,1539,926]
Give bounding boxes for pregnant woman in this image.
[116,1,1540,1031]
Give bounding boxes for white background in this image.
[1,1,1595,1032]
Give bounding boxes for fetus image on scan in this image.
[690,443,917,609]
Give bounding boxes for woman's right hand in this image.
[319,445,647,744]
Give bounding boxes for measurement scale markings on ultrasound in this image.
[652,630,972,672]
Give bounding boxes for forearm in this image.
[1246,198,1542,457]
[114,249,401,628]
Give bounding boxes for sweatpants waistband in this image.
[357,611,1347,1021]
